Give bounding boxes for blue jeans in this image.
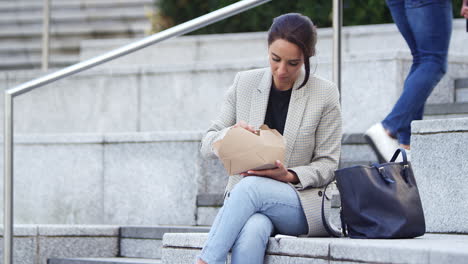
[197,176,308,264]
[382,0,452,145]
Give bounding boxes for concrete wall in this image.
[3,52,467,135]
[80,19,468,66]
[2,62,256,134]
[0,131,367,227]
[412,118,468,233]
[0,132,216,226]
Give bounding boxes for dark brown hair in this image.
[268,13,317,89]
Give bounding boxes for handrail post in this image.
[4,92,13,264]
[332,0,342,101]
[42,0,51,71]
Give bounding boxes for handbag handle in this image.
[372,148,409,184]
[389,148,409,164]
[390,148,412,184]
[322,180,344,237]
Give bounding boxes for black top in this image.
[264,84,292,135]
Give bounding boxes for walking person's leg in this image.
[383,0,452,146]
[196,176,308,264]
[366,0,452,161]
[365,0,417,161]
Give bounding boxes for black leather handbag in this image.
[333,148,425,238]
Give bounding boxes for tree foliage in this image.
[153,0,463,34]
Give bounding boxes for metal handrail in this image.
[3,0,271,263]
[4,1,344,262]
[333,0,342,99]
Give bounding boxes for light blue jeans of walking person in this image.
[197,176,309,264]
[382,0,452,145]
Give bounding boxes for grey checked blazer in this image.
[200,67,342,237]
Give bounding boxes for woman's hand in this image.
[462,1,468,18]
[233,120,256,133]
[462,6,468,18]
[241,160,299,184]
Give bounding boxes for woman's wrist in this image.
[287,170,299,184]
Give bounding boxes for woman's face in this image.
[268,38,304,91]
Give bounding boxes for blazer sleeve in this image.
[289,85,342,189]
[200,73,240,160]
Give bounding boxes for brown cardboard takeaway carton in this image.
[213,124,285,175]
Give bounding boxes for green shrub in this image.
[152,0,463,34]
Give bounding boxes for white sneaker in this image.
[364,123,400,163]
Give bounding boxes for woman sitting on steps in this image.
[196,13,342,264]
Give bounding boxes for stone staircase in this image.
[1,125,466,263]
[49,258,162,264]
[0,225,210,264]
[0,0,152,70]
[161,233,468,263]
[0,9,467,263]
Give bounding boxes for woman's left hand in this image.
[241,160,299,184]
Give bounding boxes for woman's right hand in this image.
[233,120,257,134]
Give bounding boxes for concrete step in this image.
[80,19,468,66]
[455,78,468,102]
[0,132,205,226]
[340,133,378,167]
[0,40,79,55]
[0,0,153,13]
[424,102,468,120]
[120,226,210,259]
[412,117,468,233]
[197,193,224,207]
[162,233,468,263]
[0,225,120,264]
[2,52,466,134]
[0,54,78,70]
[0,225,208,263]
[49,258,161,264]
[0,0,152,70]
[0,9,150,27]
[0,19,148,69]
[0,21,149,40]
[196,193,223,226]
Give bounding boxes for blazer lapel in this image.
[283,69,308,166]
[249,68,272,129]
[248,67,309,166]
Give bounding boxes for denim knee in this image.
[421,53,448,74]
[236,213,273,247]
[231,213,273,264]
[428,59,448,82]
